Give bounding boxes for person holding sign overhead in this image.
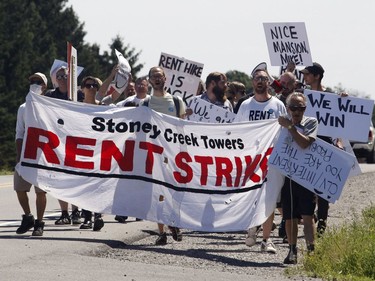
[278,92,318,264]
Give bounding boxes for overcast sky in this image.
[67,0,375,100]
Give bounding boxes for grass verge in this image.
[290,205,375,281]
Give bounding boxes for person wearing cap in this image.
[44,66,82,226]
[234,67,287,254]
[301,62,346,236]
[14,72,48,236]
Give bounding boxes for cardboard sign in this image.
[304,90,374,142]
[263,22,312,66]
[159,52,204,105]
[269,129,357,203]
[187,97,236,123]
[67,42,78,101]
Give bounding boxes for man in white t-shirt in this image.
[235,68,287,254]
[14,72,48,236]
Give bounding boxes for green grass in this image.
[0,169,13,175]
[295,206,375,281]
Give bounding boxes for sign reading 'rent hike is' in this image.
[263,22,312,66]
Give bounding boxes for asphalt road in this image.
[0,163,374,281]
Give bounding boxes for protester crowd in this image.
[14,56,343,265]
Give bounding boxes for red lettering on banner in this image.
[139,141,164,174]
[233,156,243,187]
[100,140,135,171]
[194,156,214,185]
[259,147,273,181]
[174,152,193,183]
[64,136,96,169]
[24,127,60,164]
[215,157,233,187]
[242,155,261,185]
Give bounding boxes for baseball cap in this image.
[300,62,325,76]
[28,72,48,86]
[251,62,267,78]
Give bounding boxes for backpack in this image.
[142,95,180,118]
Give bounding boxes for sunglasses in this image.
[56,74,68,80]
[30,80,43,85]
[253,76,269,82]
[288,105,306,112]
[84,83,99,89]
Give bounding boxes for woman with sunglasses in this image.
[78,76,105,231]
[278,92,318,264]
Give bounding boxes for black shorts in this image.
[281,178,316,220]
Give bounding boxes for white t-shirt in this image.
[15,103,26,140]
[116,94,150,107]
[234,96,287,122]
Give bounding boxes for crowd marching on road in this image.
[10,54,358,269]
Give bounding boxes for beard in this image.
[212,85,225,102]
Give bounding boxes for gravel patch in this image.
[96,171,375,279]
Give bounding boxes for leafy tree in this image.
[225,70,252,94]
[0,0,144,171]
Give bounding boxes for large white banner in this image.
[304,90,374,142]
[159,52,204,106]
[187,97,236,123]
[19,93,283,232]
[263,22,312,66]
[269,129,357,203]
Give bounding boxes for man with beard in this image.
[199,72,233,112]
[142,66,186,245]
[234,68,287,254]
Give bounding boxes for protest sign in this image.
[269,129,357,203]
[159,52,204,105]
[304,90,374,142]
[105,49,131,97]
[67,42,78,101]
[187,97,236,123]
[263,22,312,66]
[18,93,283,232]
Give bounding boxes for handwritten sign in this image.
[263,22,312,66]
[304,90,374,142]
[159,52,204,106]
[187,97,236,123]
[269,129,356,203]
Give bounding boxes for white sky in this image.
[67,0,375,100]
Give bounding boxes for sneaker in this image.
[135,218,143,221]
[168,226,182,241]
[32,220,45,236]
[283,250,297,264]
[245,226,259,247]
[155,232,167,245]
[317,220,327,237]
[55,213,71,225]
[71,209,82,225]
[16,214,35,234]
[260,240,277,254]
[93,217,104,231]
[79,220,92,229]
[114,215,128,223]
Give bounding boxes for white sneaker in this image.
[260,240,277,254]
[245,227,258,247]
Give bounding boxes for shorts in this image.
[13,171,44,193]
[281,178,315,220]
